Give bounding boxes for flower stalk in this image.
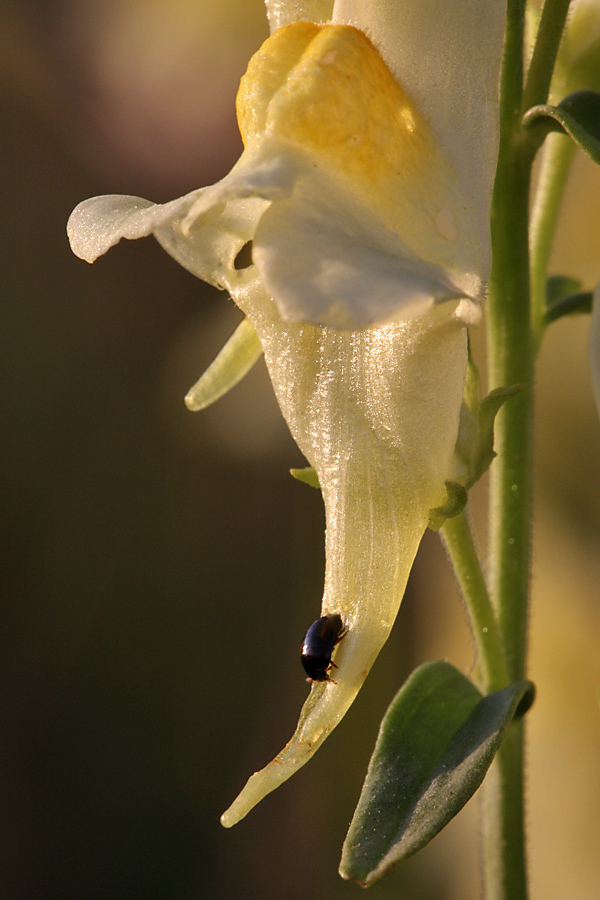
[522,0,574,112]
[439,511,507,694]
[530,132,577,344]
[475,1,578,897]
[482,0,533,890]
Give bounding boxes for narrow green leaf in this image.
[469,384,521,487]
[428,481,468,530]
[463,335,481,415]
[545,277,592,324]
[546,274,582,308]
[289,466,320,488]
[339,661,535,887]
[523,90,600,163]
[451,361,520,496]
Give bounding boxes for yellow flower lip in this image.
[236,22,483,289]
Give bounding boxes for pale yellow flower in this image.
[67,0,506,825]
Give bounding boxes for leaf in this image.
[470,384,522,487]
[339,661,535,887]
[289,466,320,488]
[523,90,600,164]
[450,346,520,496]
[428,481,468,530]
[463,337,481,415]
[546,274,583,307]
[545,276,592,324]
[452,384,521,495]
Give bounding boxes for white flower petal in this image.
[154,196,265,289]
[265,0,334,31]
[332,0,506,273]
[70,19,495,330]
[67,182,268,295]
[253,167,473,329]
[67,191,202,264]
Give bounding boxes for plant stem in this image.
[522,0,572,113]
[439,511,507,694]
[482,0,533,897]
[488,6,533,691]
[480,7,574,891]
[481,722,527,900]
[530,132,577,345]
[487,144,535,684]
[524,0,575,348]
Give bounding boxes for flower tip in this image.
[66,204,99,264]
[219,762,291,829]
[219,809,237,829]
[183,391,203,412]
[66,194,159,264]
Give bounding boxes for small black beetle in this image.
[301,613,347,682]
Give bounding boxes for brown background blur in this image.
[1,2,599,898]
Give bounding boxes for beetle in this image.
[301,613,347,682]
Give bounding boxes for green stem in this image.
[522,0,572,113]
[488,7,533,691]
[439,511,507,694]
[530,132,577,345]
[481,1,533,898]
[481,723,527,900]
[441,3,572,898]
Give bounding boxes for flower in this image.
[67,0,506,825]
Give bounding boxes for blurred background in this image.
[1,1,599,898]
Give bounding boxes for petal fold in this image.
[252,167,467,328]
[67,183,268,296]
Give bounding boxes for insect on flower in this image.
[67,0,507,829]
[301,613,347,682]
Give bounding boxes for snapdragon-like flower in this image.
[67,0,505,825]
